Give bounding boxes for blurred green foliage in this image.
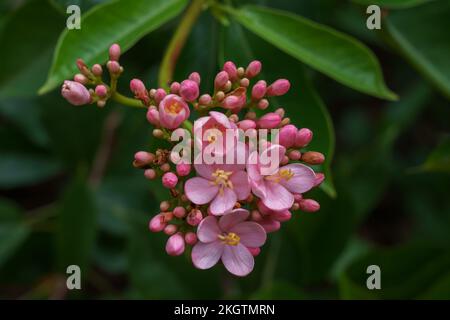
[0,0,449,299]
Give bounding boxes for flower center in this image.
[218,232,240,246]
[265,168,294,183]
[211,169,233,193]
[165,101,183,114]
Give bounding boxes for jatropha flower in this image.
[61,44,326,277]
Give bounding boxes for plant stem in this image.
[112,92,145,108]
[158,0,205,89]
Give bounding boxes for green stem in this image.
[158,0,205,89]
[112,92,145,108]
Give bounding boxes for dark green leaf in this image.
[353,0,436,9]
[0,0,64,97]
[386,0,450,99]
[39,0,188,94]
[422,136,450,173]
[232,5,397,100]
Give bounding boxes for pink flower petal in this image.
[230,171,250,200]
[185,177,218,205]
[279,163,316,194]
[246,151,262,182]
[192,241,224,270]
[209,187,237,215]
[219,209,250,231]
[262,182,294,211]
[230,221,266,247]
[221,243,254,277]
[197,216,221,243]
[194,163,215,179]
[210,111,232,129]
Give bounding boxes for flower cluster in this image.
[61,44,325,277]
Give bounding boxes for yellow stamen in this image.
[264,169,294,183]
[211,169,234,193]
[165,101,182,114]
[218,232,240,246]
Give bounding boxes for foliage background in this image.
[0,0,449,299]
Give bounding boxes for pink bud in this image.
[134,151,154,167]
[258,112,281,129]
[162,172,178,189]
[130,79,146,95]
[222,87,247,111]
[91,64,103,76]
[176,162,191,176]
[165,233,185,256]
[179,79,199,102]
[298,199,320,212]
[251,80,267,100]
[173,206,186,218]
[294,194,303,203]
[164,224,178,235]
[295,128,313,147]
[247,247,261,256]
[61,81,91,106]
[288,150,302,161]
[158,94,190,129]
[149,213,166,232]
[146,107,160,126]
[266,79,290,96]
[245,60,262,79]
[257,99,269,110]
[95,84,108,98]
[257,200,272,215]
[76,58,89,74]
[154,88,167,104]
[314,173,325,187]
[187,209,203,226]
[74,74,88,84]
[223,61,238,81]
[279,124,297,148]
[184,232,198,245]
[144,169,156,180]
[170,82,180,94]
[214,71,229,89]
[199,94,212,105]
[302,151,325,165]
[188,72,201,84]
[237,119,256,131]
[271,210,292,222]
[258,218,281,233]
[109,43,121,61]
[107,60,121,74]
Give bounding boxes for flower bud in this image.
[214,71,229,90]
[275,107,285,118]
[74,73,88,84]
[165,233,185,256]
[223,61,238,81]
[238,119,256,131]
[251,80,266,100]
[240,78,249,87]
[266,79,290,96]
[149,213,166,232]
[222,87,246,111]
[301,151,325,165]
[279,124,297,148]
[91,64,103,76]
[314,173,325,187]
[164,224,178,235]
[245,60,262,79]
[159,94,190,129]
[107,60,121,74]
[298,199,320,212]
[247,247,261,256]
[146,107,160,126]
[288,150,302,161]
[160,201,170,212]
[257,99,269,110]
[109,43,121,61]
[170,81,180,94]
[295,128,313,147]
[144,169,156,180]
[134,151,154,167]
[95,84,108,98]
[188,72,201,84]
[272,210,292,222]
[76,58,90,75]
[61,81,91,106]
[179,79,199,102]
[199,94,212,106]
[184,232,198,245]
[173,206,187,218]
[258,218,281,233]
[154,88,167,105]
[187,209,203,226]
[162,172,178,189]
[176,162,191,176]
[258,112,281,129]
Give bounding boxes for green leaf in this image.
[0,198,30,267]
[231,5,397,100]
[352,0,436,9]
[386,0,450,99]
[39,0,189,94]
[0,0,64,97]
[422,136,450,173]
[0,153,62,189]
[220,20,336,197]
[57,171,97,273]
[339,243,450,299]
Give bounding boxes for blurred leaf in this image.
[339,243,450,299]
[232,5,397,100]
[418,271,450,299]
[0,198,30,268]
[386,0,450,99]
[0,0,64,97]
[422,136,450,173]
[39,0,188,94]
[220,21,336,197]
[57,171,97,273]
[0,153,62,189]
[352,0,436,9]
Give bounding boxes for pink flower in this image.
[61,81,91,105]
[179,79,199,102]
[194,111,237,154]
[191,209,266,276]
[247,144,316,211]
[158,94,190,129]
[185,163,250,215]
